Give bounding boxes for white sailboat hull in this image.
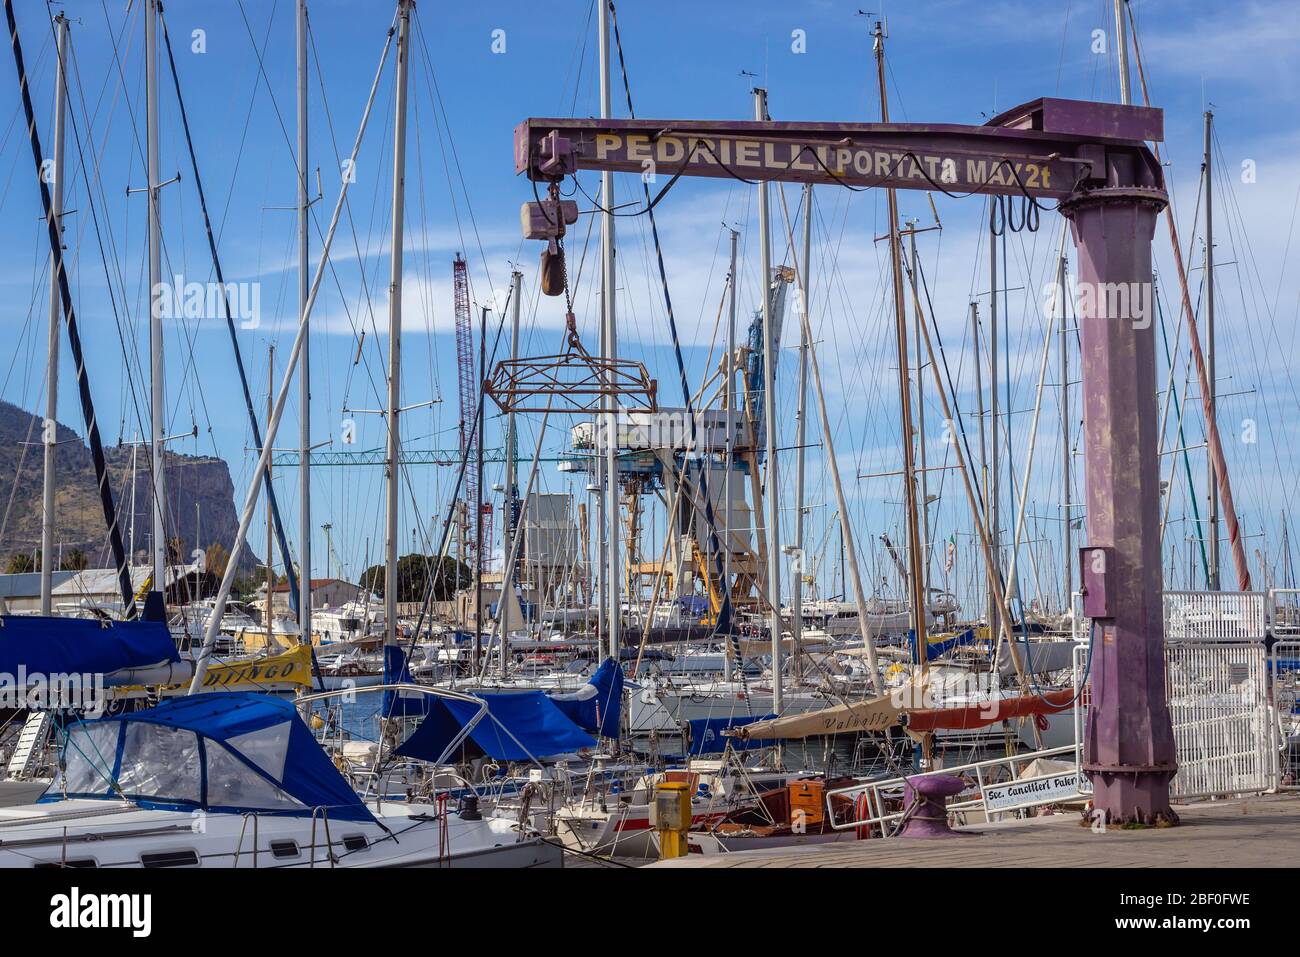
[0,799,560,868]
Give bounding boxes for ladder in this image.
[5,711,52,780]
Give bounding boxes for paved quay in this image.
[650,793,1300,868]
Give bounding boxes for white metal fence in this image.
[1163,590,1266,642]
[1271,640,1300,790]
[1270,589,1300,640]
[818,591,1286,834]
[1161,591,1272,799]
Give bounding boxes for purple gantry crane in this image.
[514,96,1178,825]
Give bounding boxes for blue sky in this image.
[0,0,1296,608]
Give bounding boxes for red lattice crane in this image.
[453,254,478,561]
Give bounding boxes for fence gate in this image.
[1163,592,1272,800]
[1271,639,1300,790]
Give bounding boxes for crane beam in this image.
[515,97,1163,198]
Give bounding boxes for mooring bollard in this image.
[898,773,966,838]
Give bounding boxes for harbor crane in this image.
[453,255,479,565]
[515,95,1178,825]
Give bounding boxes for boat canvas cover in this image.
[908,627,979,662]
[686,713,777,754]
[178,643,314,694]
[731,690,906,740]
[903,688,1075,731]
[0,615,179,680]
[547,657,624,738]
[52,692,374,822]
[997,639,1081,678]
[394,691,595,763]
[381,644,439,717]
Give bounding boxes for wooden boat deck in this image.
[651,792,1300,868]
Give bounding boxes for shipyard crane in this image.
[453,255,478,563]
[515,94,1178,826]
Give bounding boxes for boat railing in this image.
[232,811,260,869]
[823,743,1085,838]
[308,805,335,868]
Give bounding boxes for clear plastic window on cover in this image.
[204,739,304,813]
[117,723,202,805]
[60,721,121,795]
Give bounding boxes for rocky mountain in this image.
[0,400,259,575]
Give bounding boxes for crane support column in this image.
[1062,184,1177,825]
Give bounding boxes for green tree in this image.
[5,552,35,574]
[359,554,472,603]
[60,548,88,571]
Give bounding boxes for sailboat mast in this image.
[1113,0,1132,105]
[753,86,782,714]
[970,300,990,628]
[267,345,275,621]
[502,269,522,678]
[476,306,486,665]
[146,0,167,599]
[39,13,68,616]
[129,442,138,563]
[873,21,928,661]
[909,227,931,607]
[598,0,619,659]
[384,0,412,648]
[988,200,1001,636]
[1058,253,1073,612]
[1203,108,1219,591]
[297,0,313,641]
[792,184,811,680]
[724,227,738,684]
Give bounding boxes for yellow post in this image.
[650,781,691,860]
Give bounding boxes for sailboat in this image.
[0,692,557,867]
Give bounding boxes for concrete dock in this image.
[650,793,1300,868]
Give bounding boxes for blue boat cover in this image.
[907,627,978,663]
[53,692,373,822]
[548,657,624,738]
[381,644,444,718]
[487,597,537,620]
[395,690,595,763]
[0,615,179,677]
[674,595,709,617]
[686,713,777,755]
